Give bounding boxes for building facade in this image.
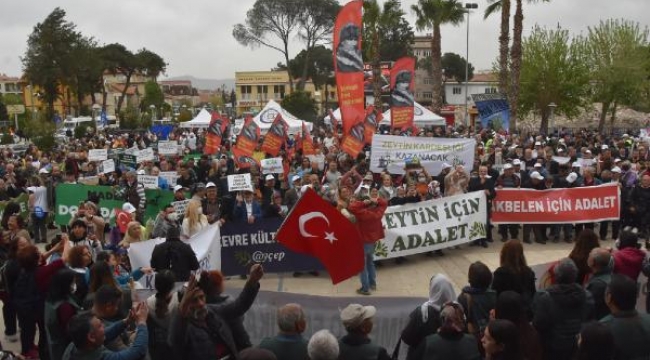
[0,74,22,97]
[443,72,498,106]
[412,36,434,106]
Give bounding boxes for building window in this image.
[241,85,252,100]
[453,87,462,95]
[423,92,433,99]
[257,85,269,101]
[424,78,433,85]
[485,87,497,94]
[273,85,285,100]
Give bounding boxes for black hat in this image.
[395,70,412,84]
[340,23,360,42]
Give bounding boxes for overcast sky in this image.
[1,0,648,83]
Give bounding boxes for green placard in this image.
[118,154,137,168]
[0,193,30,219]
[54,184,175,225]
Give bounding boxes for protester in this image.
[146,270,177,360]
[258,303,308,360]
[568,229,601,284]
[586,248,614,319]
[338,304,390,360]
[150,226,199,282]
[44,268,82,360]
[181,200,208,239]
[481,319,521,360]
[493,291,542,360]
[612,230,646,281]
[575,322,614,360]
[307,329,339,360]
[457,261,496,340]
[491,240,536,313]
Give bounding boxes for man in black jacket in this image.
[338,304,390,360]
[258,303,309,360]
[468,165,496,247]
[586,248,613,320]
[533,258,594,360]
[168,264,264,360]
[150,227,199,282]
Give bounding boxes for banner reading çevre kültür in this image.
[369,135,476,175]
[491,183,620,224]
[376,191,488,259]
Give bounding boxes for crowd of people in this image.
[0,121,649,360]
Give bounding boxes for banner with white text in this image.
[490,183,620,224]
[370,135,476,175]
[376,191,488,259]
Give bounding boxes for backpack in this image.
[12,269,41,311]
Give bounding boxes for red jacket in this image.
[613,247,646,281]
[348,198,388,244]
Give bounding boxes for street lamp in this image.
[464,3,478,127]
[149,104,156,121]
[548,102,557,135]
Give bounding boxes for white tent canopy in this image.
[325,102,446,127]
[179,108,212,128]
[253,100,311,134]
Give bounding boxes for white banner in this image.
[137,148,155,163]
[99,159,115,174]
[138,175,159,189]
[261,157,283,174]
[128,224,222,289]
[158,141,179,155]
[376,191,488,259]
[370,135,476,175]
[227,173,253,192]
[159,171,178,187]
[88,149,108,162]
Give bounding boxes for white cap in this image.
[442,163,452,170]
[122,202,137,214]
[614,158,622,163]
[611,166,622,173]
[572,162,581,168]
[558,148,564,153]
[39,168,50,174]
[566,172,578,184]
[601,144,609,150]
[340,304,377,328]
[530,171,544,181]
[585,150,592,154]
[503,163,513,170]
[173,185,183,192]
[265,174,275,181]
[534,162,542,167]
[291,175,301,182]
[360,184,371,190]
[136,169,146,175]
[512,159,521,166]
[206,182,216,188]
[534,141,542,146]
[623,133,629,138]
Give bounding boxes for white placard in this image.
[124,147,139,155]
[137,148,155,163]
[261,157,284,174]
[369,135,476,175]
[159,171,178,187]
[172,199,191,216]
[227,173,254,192]
[78,176,99,185]
[158,141,179,155]
[138,175,159,189]
[100,159,115,174]
[88,149,108,162]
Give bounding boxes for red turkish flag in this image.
[115,209,131,234]
[275,188,364,284]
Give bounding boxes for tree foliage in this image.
[0,94,8,121]
[519,26,590,134]
[287,45,334,90]
[140,81,165,114]
[281,91,318,122]
[441,52,474,82]
[411,0,465,113]
[578,19,649,131]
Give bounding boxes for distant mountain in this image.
[163,75,235,91]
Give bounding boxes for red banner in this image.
[204,112,227,155]
[340,118,365,158]
[333,0,365,136]
[363,105,382,145]
[390,57,415,129]
[232,146,258,169]
[301,122,316,156]
[261,114,288,157]
[234,115,260,157]
[490,183,620,224]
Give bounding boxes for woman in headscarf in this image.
[400,274,456,360]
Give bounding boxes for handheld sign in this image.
[227,173,254,192]
[158,141,178,156]
[100,159,116,174]
[261,158,284,174]
[88,149,108,162]
[138,175,159,189]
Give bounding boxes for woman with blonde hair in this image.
[118,221,144,248]
[181,200,208,240]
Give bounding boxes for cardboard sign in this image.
[137,148,155,163]
[227,173,254,192]
[100,159,115,174]
[159,171,178,187]
[88,149,108,162]
[158,141,179,156]
[172,199,191,216]
[118,154,137,168]
[78,176,99,185]
[261,157,284,174]
[138,175,159,189]
[124,147,139,155]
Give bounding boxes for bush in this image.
[1,132,14,145]
[23,117,56,151]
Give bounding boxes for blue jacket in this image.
[233,200,262,222]
[62,322,148,360]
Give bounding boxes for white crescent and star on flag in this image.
[298,212,338,244]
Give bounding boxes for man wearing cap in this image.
[123,170,146,222]
[435,163,453,195]
[468,165,496,247]
[234,190,262,224]
[338,304,390,360]
[201,182,225,225]
[284,175,303,210]
[522,171,547,244]
[173,184,187,202]
[261,174,282,213]
[496,163,521,241]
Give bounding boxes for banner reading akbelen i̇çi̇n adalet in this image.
[375,191,488,260]
[490,183,620,224]
[369,135,476,175]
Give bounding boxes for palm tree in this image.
[411,0,465,114]
[486,0,550,132]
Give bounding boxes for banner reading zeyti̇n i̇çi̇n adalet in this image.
[490,183,620,224]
